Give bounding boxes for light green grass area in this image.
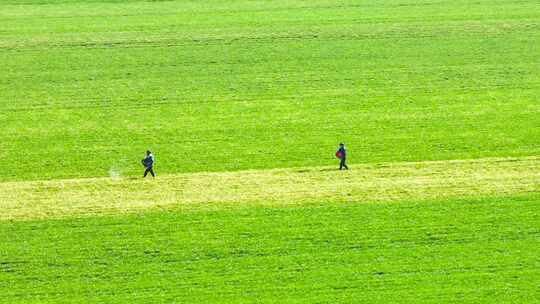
[1,156,538,221]
[1,0,539,181]
[1,0,539,302]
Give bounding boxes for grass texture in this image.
[1,156,538,220]
[1,0,539,181]
[1,0,539,302]
[1,195,539,303]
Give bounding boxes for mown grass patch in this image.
[1,156,538,220]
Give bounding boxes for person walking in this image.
[336,143,348,170]
[142,150,156,178]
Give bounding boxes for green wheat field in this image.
[1,0,539,302]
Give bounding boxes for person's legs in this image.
[340,158,348,170]
[144,167,150,177]
[144,167,155,178]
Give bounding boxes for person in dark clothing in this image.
[336,143,348,170]
[142,150,156,178]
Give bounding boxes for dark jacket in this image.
[337,147,346,159]
[142,154,155,168]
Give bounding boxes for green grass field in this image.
[1,0,539,302]
[2,195,539,303]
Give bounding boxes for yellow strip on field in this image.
[1,157,539,221]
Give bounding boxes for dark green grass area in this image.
[1,0,539,181]
[1,195,539,303]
